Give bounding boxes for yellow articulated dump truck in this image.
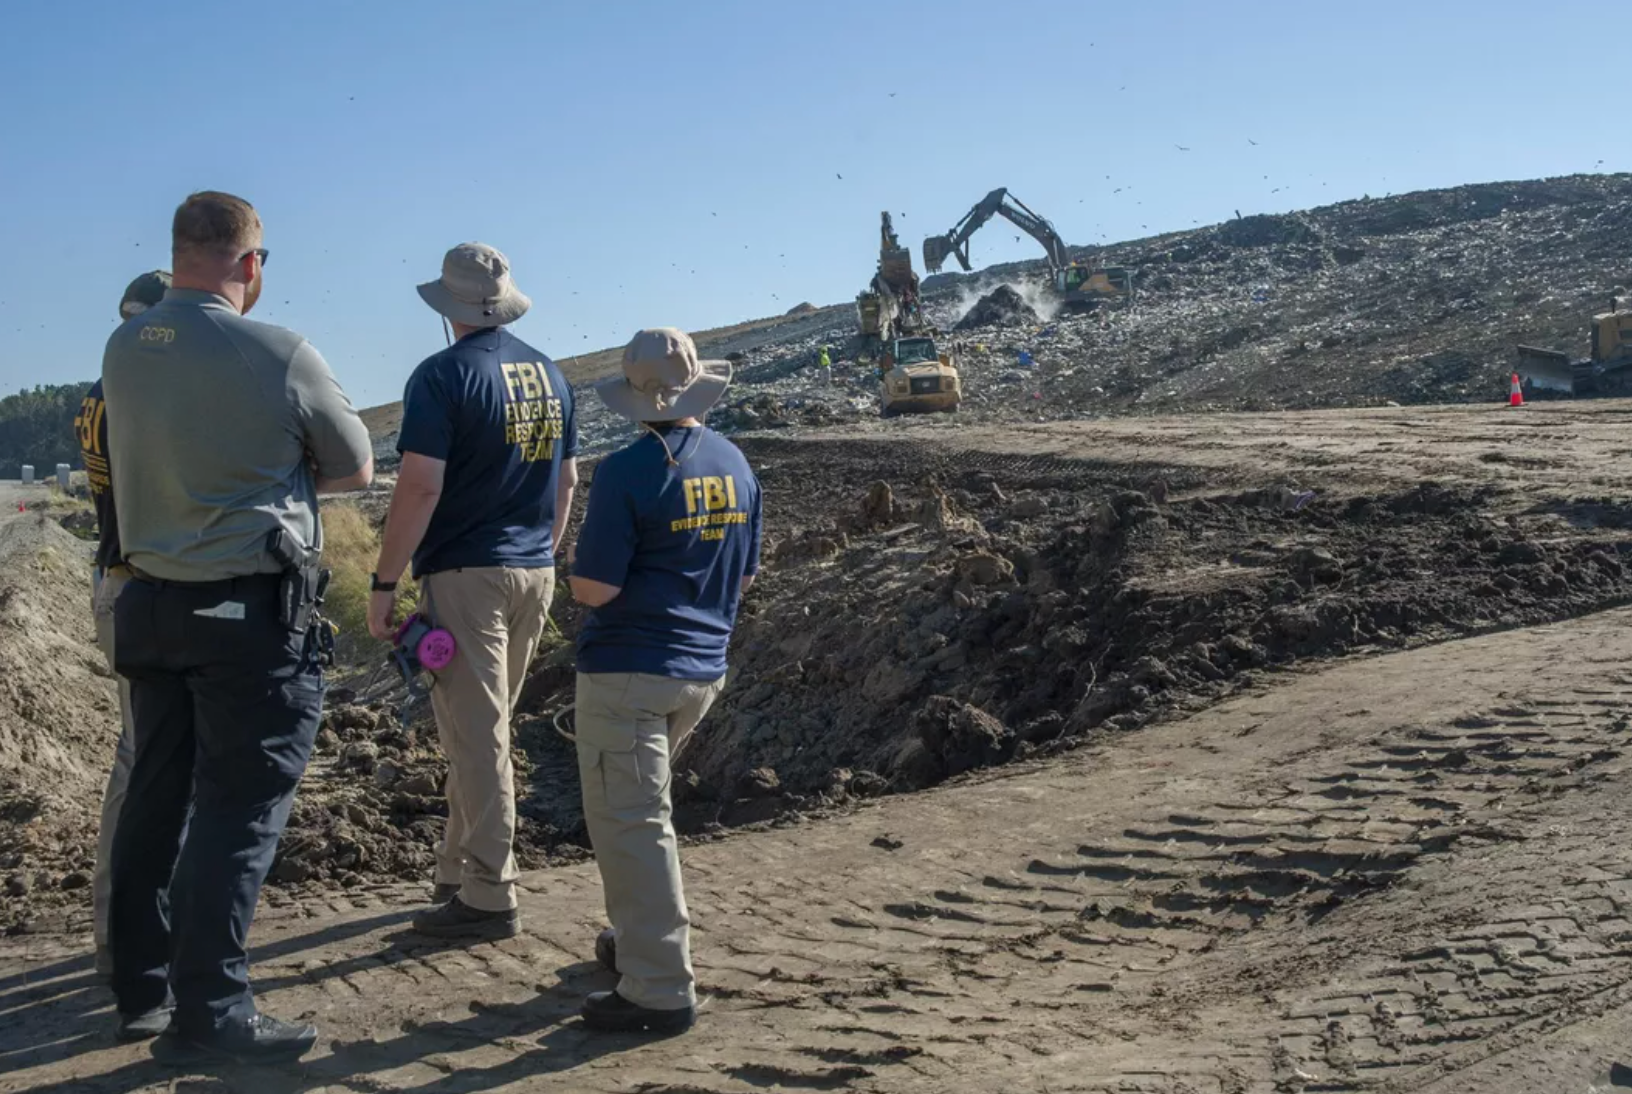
[879,335,961,418]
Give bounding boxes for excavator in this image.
[1515,290,1632,396]
[855,211,926,349]
[923,188,1134,311]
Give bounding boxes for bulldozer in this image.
[879,334,961,418]
[855,211,926,352]
[1515,291,1632,396]
[924,188,1133,312]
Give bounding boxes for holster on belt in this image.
[265,528,330,635]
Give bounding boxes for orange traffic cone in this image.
[1509,373,1524,407]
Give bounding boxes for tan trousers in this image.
[576,671,726,1010]
[91,567,135,958]
[423,566,555,912]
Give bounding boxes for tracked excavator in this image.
[923,188,1133,311]
[1514,290,1632,396]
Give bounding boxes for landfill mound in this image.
[0,514,120,928]
[355,174,1632,456]
[954,284,1041,330]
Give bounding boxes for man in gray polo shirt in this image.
[102,190,372,1064]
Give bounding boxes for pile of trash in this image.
[955,285,1042,331]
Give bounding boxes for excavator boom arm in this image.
[923,188,1069,274]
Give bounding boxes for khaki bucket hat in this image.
[595,328,731,423]
[416,242,531,327]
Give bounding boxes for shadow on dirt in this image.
[5,934,633,1093]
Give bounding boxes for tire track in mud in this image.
[783,684,1632,1092]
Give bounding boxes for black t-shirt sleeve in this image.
[398,361,456,461]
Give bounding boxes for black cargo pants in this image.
[109,573,324,1034]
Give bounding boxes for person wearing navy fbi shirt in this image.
[567,327,762,1035]
[368,242,579,942]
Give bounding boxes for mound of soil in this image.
[622,438,1632,831]
[0,516,119,931]
[270,699,591,892]
[956,285,1041,331]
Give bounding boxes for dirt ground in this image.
[11,403,1632,1091]
[10,567,1632,1091]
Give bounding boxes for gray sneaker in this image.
[411,896,518,940]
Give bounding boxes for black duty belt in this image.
[127,567,281,591]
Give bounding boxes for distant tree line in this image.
[0,383,93,479]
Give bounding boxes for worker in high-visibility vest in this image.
[817,345,832,385]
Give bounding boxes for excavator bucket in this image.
[923,235,955,275]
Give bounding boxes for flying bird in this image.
[1248,138,1258,146]
[1175,145,1190,152]
[836,173,843,180]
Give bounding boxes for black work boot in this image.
[116,1005,174,1042]
[411,896,518,939]
[595,928,617,972]
[430,882,460,904]
[152,1012,318,1064]
[581,990,694,1034]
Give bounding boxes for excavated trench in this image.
[246,435,1632,899]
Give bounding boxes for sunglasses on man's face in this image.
[239,247,270,267]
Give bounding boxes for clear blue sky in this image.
[0,0,1620,408]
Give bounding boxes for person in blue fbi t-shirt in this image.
[369,242,579,944]
[566,327,761,1036]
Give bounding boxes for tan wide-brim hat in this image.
[417,242,531,327]
[596,327,731,423]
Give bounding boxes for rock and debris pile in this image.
[269,692,593,896]
[0,516,123,934]
[955,285,1042,331]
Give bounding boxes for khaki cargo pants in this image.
[91,566,136,960]
[422,566,555,912]
[576,671,726,1011]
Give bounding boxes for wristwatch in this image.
[370,573,398,593]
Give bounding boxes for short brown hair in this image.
[172,191,261,259]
